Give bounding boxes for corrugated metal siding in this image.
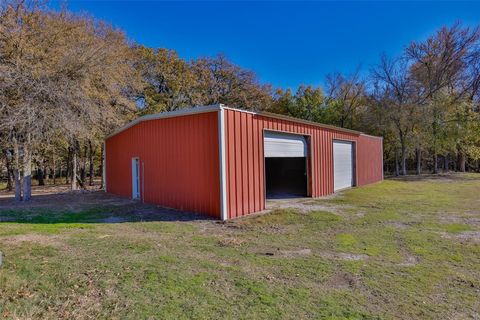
[357,135,384,186]
[106,112,221,218]
[224,109,383,219]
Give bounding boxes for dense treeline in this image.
[1,1,479,201]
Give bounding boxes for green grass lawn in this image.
[1,174,479,319]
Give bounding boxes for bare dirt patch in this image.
[438,216,480,227]
[227,218,295,234]
[0,181,101,198]
[54,270,121,319]
[255,224,293,234]
[441,231,480,244]
[319,251,369,261]
[1,234,64,247]
[384,221,409,229]
[278,248,312,258]
[398,254,420,267]
[217,237,246,248]
[453,231,480,244]
[251,247,312,258]
[327,271,360,288]
[265,195,351,216]
[384,221,421,230]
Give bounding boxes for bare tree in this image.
[193,54,272,111]
[325,68,366,129]
[372,55,419,175]
[406,23,480,172]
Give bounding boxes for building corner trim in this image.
[381,136,384,181]
[218,106,228,221]
[103,141,107,192]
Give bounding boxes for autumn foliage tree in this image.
[0,0,141,199]
[135,49,272,114]
[1,1,480,199]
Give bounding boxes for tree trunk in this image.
[80,167,86,184]
[400,145,407,175]
[457,149,466,172]
[14,169,22,201]
[66,148,71,184]
[4,150,14,191]
[22,133,32,202]
[394,150,400,177]
[80,143,87,184]
[100,142,105,189]
[88,140,94,186]
[44,163,49,184]
[71,142,78,191]
[431,115,439,174]
[443,154,449,172]
[52,151,57,185]
[415,148,421,175]
[65,162,69,184]
[37,167,45,186]
[13,137,22,202]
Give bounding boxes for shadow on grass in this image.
[0,193,212,224]
[386,172,480,182]
[0,208,211,224]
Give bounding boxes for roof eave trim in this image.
[221,106,363,136]
[360,133,384,140]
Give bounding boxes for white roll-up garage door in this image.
[264,131,307,158]
[333,141,354,191]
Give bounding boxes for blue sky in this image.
[52,1,480,89]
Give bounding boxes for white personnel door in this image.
[132,158,140,199]
[333,141,354,191]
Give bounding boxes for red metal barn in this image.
[105,105,383,220]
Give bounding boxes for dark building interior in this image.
[265,157,307,199]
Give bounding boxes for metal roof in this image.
[105,104,379,139]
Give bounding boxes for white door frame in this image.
[262,129,312,200]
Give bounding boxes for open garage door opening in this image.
[264,131,308,199]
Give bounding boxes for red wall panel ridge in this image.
[105,112,221,218]
[223,109,384,219]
